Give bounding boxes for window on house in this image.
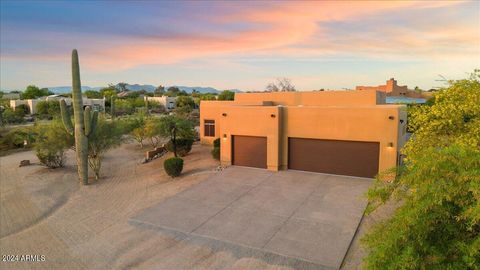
[204,120,215,137]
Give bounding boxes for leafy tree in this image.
[99,85,117,98]
[165,87,188,97]
[176,96,195,111]
[200,94,216,101]
[144,117,163,148]
[403,70,480,164]
[158,116,195,157]
[363,70,480,269]
[36,100,61,117]
[0,91,4,99]
[218,90,235,100]
[363,145,480,269]
[117,82,128,92]
[21,85,51,99]
[15,104,30,115]
[87,117,124,180]
[34,120,73,168]
[154,85,165,96]
[84,90,102,99]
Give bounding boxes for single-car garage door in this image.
[232,135,267,169]
[288,138,379,178]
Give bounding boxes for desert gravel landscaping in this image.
[0,142,385,270]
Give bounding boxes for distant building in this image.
[2,93,21,100]
[356,78,424,98]
[10,95,105,114]
[144,96,176,111]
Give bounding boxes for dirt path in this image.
[0,142,371,270]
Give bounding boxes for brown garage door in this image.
[288,138,379,178]
[232,136,267,169]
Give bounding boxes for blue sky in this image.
[1,0,479,91]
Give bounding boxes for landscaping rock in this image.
[19,160,31,167]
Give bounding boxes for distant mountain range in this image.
[46,84,243,94]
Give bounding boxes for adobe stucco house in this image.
[356,78,425,98]
[200,90,407,178]
[144,96,176,111]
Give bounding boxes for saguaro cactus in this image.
[60,49,98,185]
[110,95,115,120]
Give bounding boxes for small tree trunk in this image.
[173,128,177,157]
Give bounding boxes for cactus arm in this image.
[60,99,74,135]
[84,107,98,137]
[90,110,98,136]
[84,106,92,136]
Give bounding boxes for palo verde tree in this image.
[60,49,98,185]
[158,116,195,157]
[362,70,480,269]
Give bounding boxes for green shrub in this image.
[165,138,194,157]
[2,107,25,124]
[212,138,220,160]
[34,120,73,168]
[36,149,66,168]
[36,100,61,118]
[164,157,184,177]
[211,147,220,160]
[0,127,35,152]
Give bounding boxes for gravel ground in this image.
[0,142,388,270]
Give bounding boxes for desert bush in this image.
[211,147,220,160]
[212,138,220,160]
[36,100,61,118]
[148,101,166,114]
[34,120,73,168]
[165,138,193,157]
[2,107,25,124]
[144,117,162,148]
[164,157,184,177]
[0,126,36,152]
[88,117,124,180]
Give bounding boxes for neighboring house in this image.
[200,90,407,178]
[144,96,176,111]
[356,78,425,98]
[2,93,21,100]
[10,95,105,114]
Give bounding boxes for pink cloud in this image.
[5,1,474,71]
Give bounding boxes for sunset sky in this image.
[1,1,479,91]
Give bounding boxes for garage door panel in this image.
[232,136,267,169]
[288,138,379,178]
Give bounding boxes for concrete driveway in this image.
[131,167,371,270]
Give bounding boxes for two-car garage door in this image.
[231,135,380,178]
[288,138,379,178]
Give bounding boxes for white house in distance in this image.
[10,95,105,114]
[144,96,176,111]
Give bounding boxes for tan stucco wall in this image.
[281,105,404,173]
[199,91,406,175]
[234,90,384,106]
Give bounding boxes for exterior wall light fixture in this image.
[388,116,395,120]
[400,119,404,124]
[388,142,394,148]
[270,114,276,118]
[223,134,227,140]
[222,113,227,117]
